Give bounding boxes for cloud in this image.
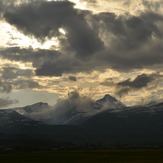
[0,0,162,107]
[0,65,41,91]
[100,78,116,87]
[92,12,163,69]
[0,82,12,93]
[0,0,22,18]
[0,0,162,77]
[116,73,161,97]
[14,80,41,89]
[0,98,18,108]
[118,74,155,88]
[142,1,163,13]
[0,78,40,92]
[0,66,34,79]
[80,0,163,15]
[35,54,83,76]
[4,1,104,59]
[4,1,75,39]
[68,76,77,82]
[0,47,60,67]
[0,47,83,76]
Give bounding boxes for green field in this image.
[1,149,163,163]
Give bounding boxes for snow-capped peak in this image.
[96,94,125,109]
[14,102,51,115]
[10,94,126,125]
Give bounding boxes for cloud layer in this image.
[0,0,162,107]
[117,73,162,97]
[0,1,162,77]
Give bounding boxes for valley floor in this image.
[0,149,163,163]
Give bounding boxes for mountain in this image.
[0,109,39,126]
[95,94,126,109]
[0,100,163,150]
[0,108,88,139]
[0,109,91,150]
[82,102,163,144]
[59,94,125,124]
[0,109,42,133]
[13,102,51,121]
[11,94,125,125]
[14,102,51,114]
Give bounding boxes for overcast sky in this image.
[0,0,162,108]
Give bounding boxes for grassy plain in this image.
[0,149,163,163]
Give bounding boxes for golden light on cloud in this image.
[46,0,86,10]
[69,0,146,15]
[0,58,33,70]
[69,0,87,10]
[0,22,12,48]
[0,21,59,50]
[33,70,118,99]
[99,69,120,80]
[0,0,162,108]
[59,28,67,35]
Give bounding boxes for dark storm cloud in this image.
[116,73,161,96]
[0,47,60,68]
[92,12,163,70]
[0,0,11,17]
[35,53,99,76]
[1,1,163,76]
[68,76,77,82]
[0,66,41,91]
[35,62,64,76]
[118,74,155,88]
[35,54,83,76]
[4,1,75,39]
[0,98,18,108]
[97,12,161,49]
[4,1,104,59]
[0,47,87,76]
[0,1,4,17]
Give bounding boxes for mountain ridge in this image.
[0,97,163,149]
[11,94,125,125]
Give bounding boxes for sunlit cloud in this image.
[0,21,59,49]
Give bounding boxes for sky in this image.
[0,0,163,108]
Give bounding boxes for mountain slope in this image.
[0,109,42,137]
[0,109,41,126]
[0,101,163,149]
[0,109,90,145]
[81,102,163,144]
